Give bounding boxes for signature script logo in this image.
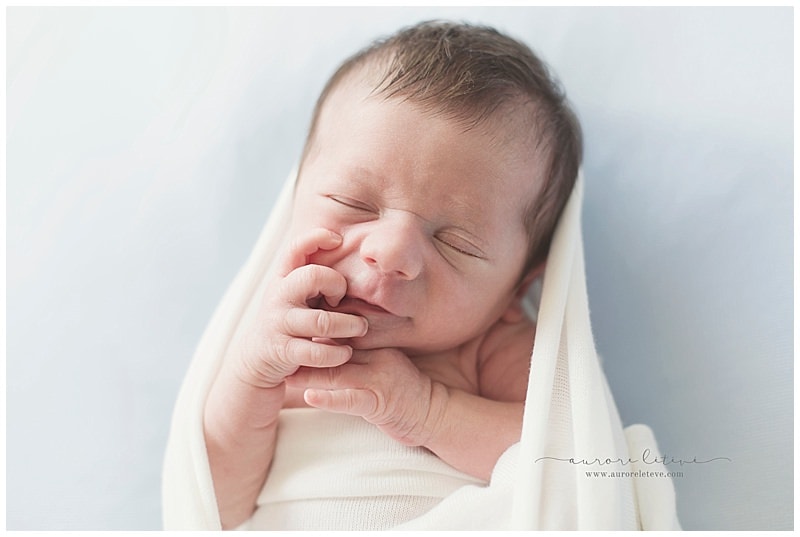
[535,448,731,466]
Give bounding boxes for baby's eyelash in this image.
[328,195,374,212]
[435,236,485,259]
[326,195,486,260]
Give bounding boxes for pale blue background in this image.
[6,7,793,530]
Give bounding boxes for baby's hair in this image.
[301,20,583,275]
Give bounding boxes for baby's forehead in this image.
[325,56,536,129]
[310,70,546,200]
[325,83,540,165]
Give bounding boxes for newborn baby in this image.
[202,20,582,529]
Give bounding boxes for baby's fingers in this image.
[280,264,348,308]
[304,388,379,417]
[272,338,354,371]
[278,229,342,276]
[283,308,368,340]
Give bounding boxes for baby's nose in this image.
[359,214,424,280]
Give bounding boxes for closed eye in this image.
[328,195,375,212]
[435,234,486,259]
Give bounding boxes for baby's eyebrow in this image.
[439,198,491,244]
[345,166,388,187]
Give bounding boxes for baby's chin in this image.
[331,335,397,351]
[327,334,405,354]
[333,336,444,360]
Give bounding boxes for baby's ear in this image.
[501,263,545,323]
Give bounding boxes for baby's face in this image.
[290,76,540,355]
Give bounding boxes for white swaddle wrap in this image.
[246,408,485,530]
[161,169,681,530]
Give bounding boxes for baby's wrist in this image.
[210,360,288,428]
[227,330,297,389]
[418,380,450,449]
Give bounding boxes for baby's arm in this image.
[422,389,524,481]
[426,319,534,478]
[287,320,533,481]
[203,229,368,529]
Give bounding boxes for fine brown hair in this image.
[300,21,583,275]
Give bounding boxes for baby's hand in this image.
[286,348,448,447]
[231,229,369,388]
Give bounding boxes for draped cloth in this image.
[162,169,681,530]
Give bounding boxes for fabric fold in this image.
[162,169,680,530]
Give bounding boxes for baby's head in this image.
[299,20,583,276]
[289,21,582,353]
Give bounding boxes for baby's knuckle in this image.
[342,390,359,411]
[287,235,305,253]
[280,266,310,300]
[269,337,295,366]
[280,270,303,298]
[228,337,284,387]
[307,341,342,368]
[366,389,386,419]
[303,263,326,284]
[241,357,280,388]
[268,308,288,334]
[314,311,333,336]
[305,342,326,366]
[372,363,396,385]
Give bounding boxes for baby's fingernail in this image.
[358,318,369,336]
[325,295,342,308]
[303,389,318,405]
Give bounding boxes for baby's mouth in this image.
[333,296,392,316]
[307,294,390,315]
